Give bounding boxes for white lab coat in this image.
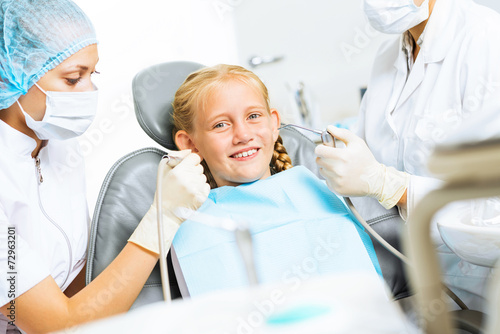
[354,0,500,311]
[0,120,89,330]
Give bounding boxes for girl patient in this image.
[171,64,382,297]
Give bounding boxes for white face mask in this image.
[363,0,430,34]
[17,83,98,140]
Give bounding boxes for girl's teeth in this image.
[234,149,257,158]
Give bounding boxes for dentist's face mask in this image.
[363,0,430,34]
[16,83,98,140]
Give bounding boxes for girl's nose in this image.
[232,122,252,145]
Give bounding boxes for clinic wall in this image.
[73,0,238,216]
[476,0,500,11]
[231,0,392,127]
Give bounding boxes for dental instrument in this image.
[156,151,202,302]
[294,82,311,126]
[156,154,175,303]
[248,55,284,68]
[279,123,336,147]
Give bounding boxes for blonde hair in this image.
[172,64,292,188]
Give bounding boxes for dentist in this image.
[0,1,209,333]
[316,0,500,311]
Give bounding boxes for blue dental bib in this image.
[172,166,382,297]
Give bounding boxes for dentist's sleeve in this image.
[400,175,444,221]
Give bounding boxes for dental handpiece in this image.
[279,123,335,147]
[157,149,192,303]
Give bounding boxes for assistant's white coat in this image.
[355,0,500,310]
[0,121,89,308]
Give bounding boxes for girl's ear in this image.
[175,130,202,158]
[270,108,281,142]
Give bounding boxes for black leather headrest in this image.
[132,61,205,149]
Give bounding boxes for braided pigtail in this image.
[201,160,218,189]
[270,135,293,173]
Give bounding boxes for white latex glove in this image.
[315,125,409,209]
[128,151,210,255]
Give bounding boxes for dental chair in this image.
[85,61,411,309]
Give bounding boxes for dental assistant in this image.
[316,0,500,311]
[0,1,209,333]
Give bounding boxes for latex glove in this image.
[128,151,210,255]
[315,125,409,209]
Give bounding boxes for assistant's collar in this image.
[0,119,39,157]
[419,0,463,63]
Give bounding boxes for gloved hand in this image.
[315,125,409,209]
[128,151,210,255]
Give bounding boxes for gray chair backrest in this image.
[86,61,206,308]
[86,61,410,310]
[133,61,205,150]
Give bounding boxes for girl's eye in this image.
[214,122,227,129]
[248,113,260,120]
[66,77,81,85]
[91,70,101,76]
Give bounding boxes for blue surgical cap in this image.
[0,0,98,109]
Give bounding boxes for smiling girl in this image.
[173,64,292,188]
